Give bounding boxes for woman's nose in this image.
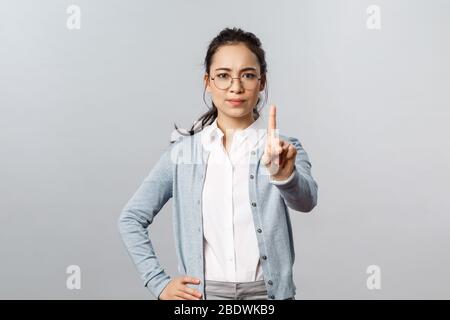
[229,78,244,93]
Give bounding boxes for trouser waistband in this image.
[204,280,267,299]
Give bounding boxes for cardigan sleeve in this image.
[117,140,179,299]
[271,137,318,213]
[269,168,296,185]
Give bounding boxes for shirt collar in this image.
[201,115,267,150]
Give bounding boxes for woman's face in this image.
[204,43,265,121]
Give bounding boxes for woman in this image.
[118,27,318,300]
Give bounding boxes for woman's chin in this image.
[225,108,253,118]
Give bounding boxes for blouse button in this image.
[250,174,254,179]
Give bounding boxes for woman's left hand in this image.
[261,105,297,181]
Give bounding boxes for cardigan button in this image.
[250,174,254,179]
[268,280,273,285]
[257,228,262,233]
[262,255,267,260]
[269,295,275,299]
[251,202,257,207]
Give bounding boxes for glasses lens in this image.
[241,74,259,90]
[214,74,231,90]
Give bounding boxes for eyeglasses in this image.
[210,72,261,90]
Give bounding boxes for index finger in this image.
[268,105,277,131]
[267,105,277,144]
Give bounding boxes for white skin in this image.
[159,43,297,301]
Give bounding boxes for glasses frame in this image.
[209,73,262,90]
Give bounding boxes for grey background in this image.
[1,0,449,299]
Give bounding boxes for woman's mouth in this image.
[227,99,245,107]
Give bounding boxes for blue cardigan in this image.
[118,131,318,300]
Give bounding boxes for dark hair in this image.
[172,27,269,140]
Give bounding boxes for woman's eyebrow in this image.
[214,67,257,72]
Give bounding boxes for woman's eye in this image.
[243,73,256,79]
[217,73,230,79]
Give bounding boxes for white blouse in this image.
[200,116,295,282]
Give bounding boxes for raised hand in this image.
[261,105,297,181]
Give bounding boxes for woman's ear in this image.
[259,74,266,92]
[204,74,211,93]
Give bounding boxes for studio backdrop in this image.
[1,0,449,299]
